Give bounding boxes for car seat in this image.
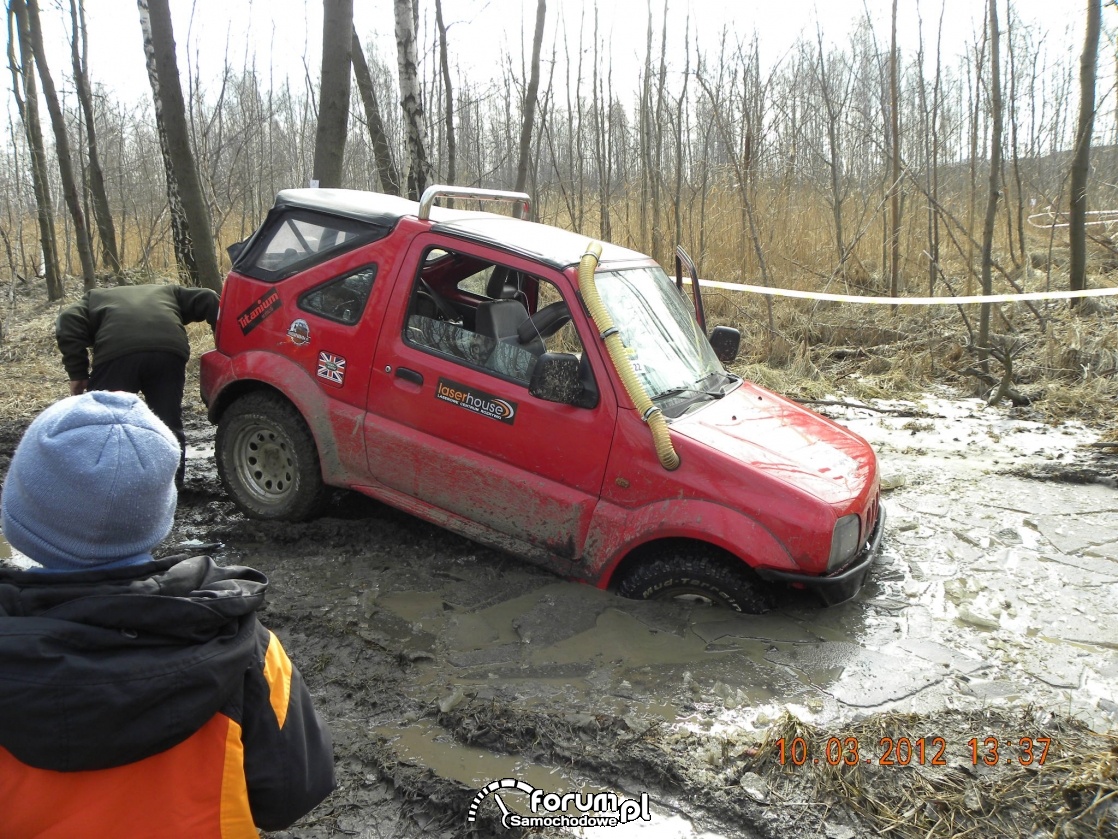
[475,299,543,354]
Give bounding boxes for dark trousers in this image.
[89,351,187,485]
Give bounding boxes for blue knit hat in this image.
[1,391,179,571]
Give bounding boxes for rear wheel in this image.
[617,549,772,613]
[216,392,328,521]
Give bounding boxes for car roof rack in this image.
[418,185,531,221]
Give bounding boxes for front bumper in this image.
[755,505,887,606]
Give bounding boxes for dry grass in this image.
[2,217,1117,432]
[705,255,1118,426]
[0,272,215,425]
[754,710,1118,839]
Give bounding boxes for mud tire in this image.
[216,392,328,521]
[618,550,772,613]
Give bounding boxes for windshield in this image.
[594,265,730,411]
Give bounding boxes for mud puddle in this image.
[3,394,1116,837]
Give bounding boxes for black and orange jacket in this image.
[0,555,335,838]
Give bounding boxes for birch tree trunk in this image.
[69,0,120,276]
[1069,0,1100,301]
[7,0,61,299]
[137,0,222,291]
[312,0,352,189]
[351,27,401,195]
[394,0,431,199]
[25,0,96,289]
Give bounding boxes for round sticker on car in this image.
[287,318,311,346]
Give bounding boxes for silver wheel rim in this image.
[653,584,732,609]
[231,420,297,506]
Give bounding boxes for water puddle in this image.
[0,531,33,570]
[369,395,1118,740]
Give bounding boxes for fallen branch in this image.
[796,399,923,417]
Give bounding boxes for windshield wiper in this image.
[652,384,725,403]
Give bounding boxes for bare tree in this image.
[1004,2,1027,270]
[433,0,456,189]
[812,27,853,273]
[590,8,612,240]
[69,0,119,276]
[25,0,96,289]
[394,0,431,199]
[351,28,401,195]
[1069,0,1100,300]
[312,0,352,189]
[927,7,944,297]
[978,0,1003,359]
[638,0,670,258]
[888,0,902,298]
[6,0,60,299]
[137,0,221,291]
[514,0,546,208]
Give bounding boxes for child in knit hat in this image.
[2,389,180,571]
[0,391,335,837]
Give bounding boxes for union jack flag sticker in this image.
[316,351,346,386]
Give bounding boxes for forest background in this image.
[3,0,1118,416]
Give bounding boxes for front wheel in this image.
[617,549,772,613]
[216,392,328,521]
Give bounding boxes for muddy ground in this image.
[7,389,1117,839]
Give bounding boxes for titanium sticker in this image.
[287,318,311,346]
[237,289,283,334]
[436,377,517,425]
[317,351,347,386]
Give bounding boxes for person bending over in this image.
[56,282,220,486]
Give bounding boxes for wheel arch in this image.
[587,498,798,591]
[606,537,762,593]
[208,378,288,426]
[207,351,366,487]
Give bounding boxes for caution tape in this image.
[685,278,1118,306]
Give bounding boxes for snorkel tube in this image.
[578,242,680,471]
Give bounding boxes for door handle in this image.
[395,367,423,385]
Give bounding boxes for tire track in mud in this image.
[153,417,1118,837]
[169,473,534,836]
[165,472,822,839]
[226,541,517,838]
[167,468,779,837]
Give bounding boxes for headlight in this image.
[828,515,861,571]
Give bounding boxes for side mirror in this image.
[709,326,741,363]
[529,352,585,406]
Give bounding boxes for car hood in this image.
[672,381,878,506]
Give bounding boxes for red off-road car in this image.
[200,186,884,612]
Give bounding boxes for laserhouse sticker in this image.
[466,778,651,830]
[436,378,517,425]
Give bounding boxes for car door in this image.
[363,234,615,569]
